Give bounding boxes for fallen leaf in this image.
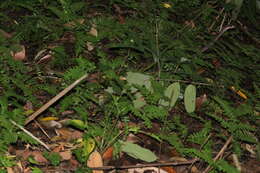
[40,117,59,122]
[11,45,26,61]
[195,94,207,110]
[89,24,98,37]
[128,167,168,173]
[6,167,14,173]
[86,42,94,51]
[56,128,83,141]
[40,120,62,129]
[32,151,48,164]
[87,150,103,173]
[102,146,113,161]
[61,110,75,116]
[59,150,72,160]
[161,166,177,173]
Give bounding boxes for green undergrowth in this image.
[0,0,259,172]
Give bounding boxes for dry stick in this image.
[202,136,233,173]
[34,120,51,140]
[25,73,89,125]
[201,25,235,53]
[89,159,199,171]
[184,133,213,173]
[10,120,50,151]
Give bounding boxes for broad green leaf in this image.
[160,82,180,108]
[126,72,152,92]
[121,141,157,162]
[184,85,196,113]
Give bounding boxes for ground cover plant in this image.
[0,0,259,172]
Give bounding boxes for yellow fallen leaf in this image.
[40,117,59,122]
[230,86,248,99]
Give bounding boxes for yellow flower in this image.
[163,3,172,8]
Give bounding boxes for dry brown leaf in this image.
[11,45,26,61]
[161,166,177,173]
[6,167,14,173]
[195,94,207,110]
[102,146,113,161]
[128,167,168,173]
[32,151,48,164]
[59,150,72,161]
[89,24,98,37]
[86,42,94,51]
[56,128,83,141]
[87,150,104,173]
[61,110,75,116]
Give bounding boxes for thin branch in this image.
[202,136,233,173]
[89,159,199,170]
[10,120,50,151]
[25,73,89,125]
[34,120,51,140]
[201,25,235,52]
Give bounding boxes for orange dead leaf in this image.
[161,166,177,173]
[102,146,113,161]
[87,150,103,173]
[230,86,248,99]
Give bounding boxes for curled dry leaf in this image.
[87,150,103,173]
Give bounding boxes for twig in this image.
[34,120,51,140]
[232,154,241,172]
[202,136,233,173]
[25,73,88,125]
[201,25,235,52]
[10,120,50,151]
[184,133,213,173]
[89,159,199,170]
